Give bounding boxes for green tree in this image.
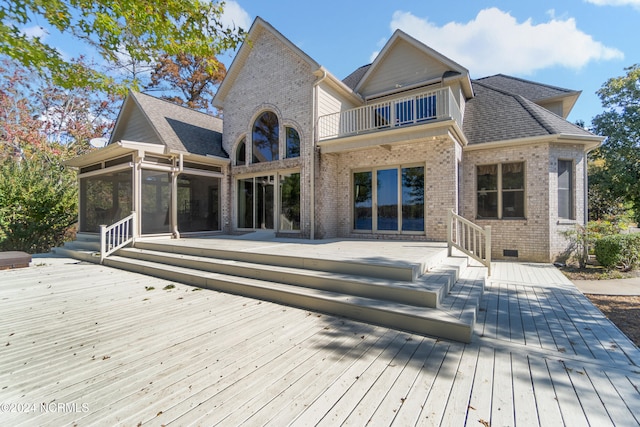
[0,61,116,253]
[0,0,245,92]
[590,64,640,223]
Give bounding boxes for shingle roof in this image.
[475,74,577,102]
[131,91,227,158]
[342,64,371,90]
[463,81,594,145]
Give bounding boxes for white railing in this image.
[447,210,492,275]
[100,211,136,263]
[318,87,462,140]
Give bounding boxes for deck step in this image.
[104,254,477,343]
[117,247,445,308]
[132,240,424,281]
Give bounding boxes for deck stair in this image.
[54,237,486,343]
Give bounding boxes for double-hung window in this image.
[558,160,574,219]
[477,162,525,219]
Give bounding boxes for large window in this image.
[558,160,574,219]
[477,162,525,219]
[279,172,300,231]
[286,127,300,158]
[141,170,171,234]
[353,166,424,232]
[252,112,279,163]
[177,174,221,232]
[237,173,300,231]
[235,137,246,165]
[237,175,274,229]
[79,170,132,232]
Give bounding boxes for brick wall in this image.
[462,142,587,262]
[220,27,316,237]
[316,137,460,241]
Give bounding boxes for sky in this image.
[215,0,638,126]
[21,0,640,126]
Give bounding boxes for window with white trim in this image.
[477,162,525,219]
[558,160,574,219]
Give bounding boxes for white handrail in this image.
[447,210,492,275]
[100,211,136,263]
[318,87,461,140]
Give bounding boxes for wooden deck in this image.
[1,255,639,426]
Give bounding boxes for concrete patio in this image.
[0,249,639,426]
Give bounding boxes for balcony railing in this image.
[318,87,462,140]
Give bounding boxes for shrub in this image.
[594,234,640,271]
[0,159,77,253]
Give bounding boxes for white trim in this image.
[464,134,603,152]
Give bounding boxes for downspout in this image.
[171,153,184,239]
[311,68,328,240]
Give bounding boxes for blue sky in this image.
[21,0,639,126]
[217,0,638,126]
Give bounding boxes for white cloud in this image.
[585,0,640,7]
[388,8,624,77]
[220,1,252,30]
[21,25,48,40]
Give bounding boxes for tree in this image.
[0,0,245,92]
[146,53,226,113]
[0,61,117,253]
[590,64,640,223]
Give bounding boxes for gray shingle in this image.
[475,74,577,102]
[132,91,227,158]
[464,81,594,145]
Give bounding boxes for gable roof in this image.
[464,81,598,146]
[353,30,473,99]
[475,74,580,118]
[213,17,321,109]
[110,91,226,158]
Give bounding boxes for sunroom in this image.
[66,91,229,239]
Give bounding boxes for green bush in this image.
[0,159,77,254]
[594,233,640,271]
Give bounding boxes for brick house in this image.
[68,17,602,263]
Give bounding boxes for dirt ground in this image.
[586,295,640,347]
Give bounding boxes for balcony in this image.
[317,87,462,141]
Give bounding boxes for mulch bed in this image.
[586,295,640,348]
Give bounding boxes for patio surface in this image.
[1,246,639,426]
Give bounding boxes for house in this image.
[66,17,602,263]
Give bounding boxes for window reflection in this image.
[252,112,279,163]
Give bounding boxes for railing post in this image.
[447,210,453,256]
[485,225,492,276]
[99,224,106,264]
[131,211,137,248]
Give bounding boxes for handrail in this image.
[447,210,492,275]
[317,87,461,140]
[100,211,136,263]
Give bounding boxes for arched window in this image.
[235,137,246,165]
[286,127,300,158]
[252,111,279,163]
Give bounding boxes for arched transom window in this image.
[252,111,279,163]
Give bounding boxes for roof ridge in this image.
[133,90,221,121]
[476,73,577,95]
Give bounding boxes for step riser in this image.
[134,241,418,282]
[118,249,439,308]
[64,241,101,251]
[52,247,100,263]
[104,257,472,343]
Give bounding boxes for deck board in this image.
[1,255,639,426]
